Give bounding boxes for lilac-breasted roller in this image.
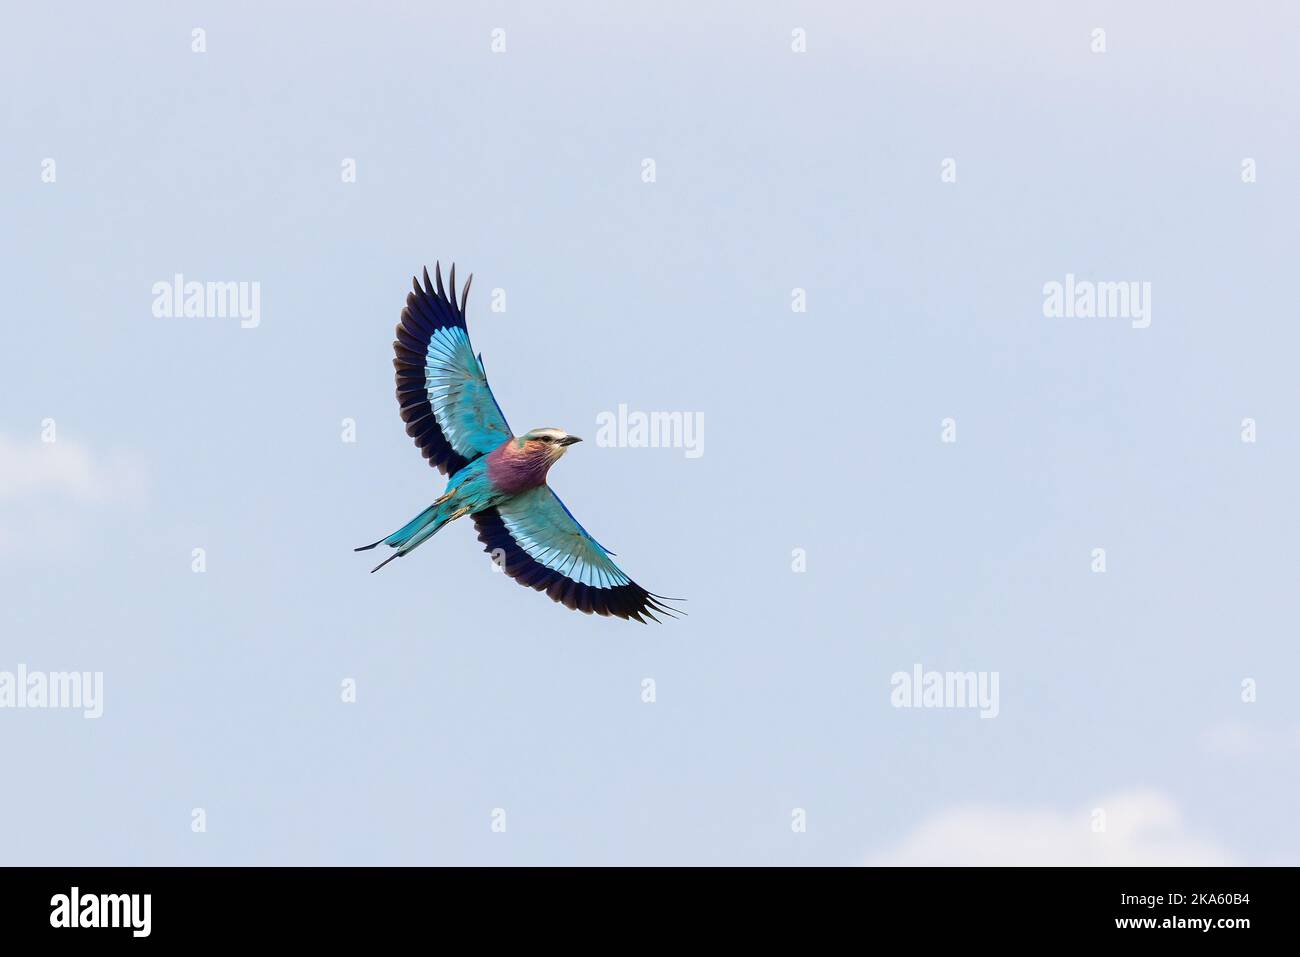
[356,263,681,622]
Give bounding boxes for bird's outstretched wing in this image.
[474,486,682,622]
[395,262,512,475]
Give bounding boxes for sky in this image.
[1,0,1297,866]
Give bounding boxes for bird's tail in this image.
[355,497,464,573]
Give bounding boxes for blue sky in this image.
[1,1,1297,865]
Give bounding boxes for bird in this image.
[356,262,682,623]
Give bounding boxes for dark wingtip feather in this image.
[649,598,684,619]
[435,262,446,299]
[460,274,473,313]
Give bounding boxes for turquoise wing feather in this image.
[473,486,681,622]
[394,263,511,474]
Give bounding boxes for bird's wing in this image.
[394,263,512,475]
[473,485,681,622]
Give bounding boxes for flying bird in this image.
[356,263,681,622]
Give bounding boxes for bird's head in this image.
[517,427,582,462]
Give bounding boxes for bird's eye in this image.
[538,435,552,443]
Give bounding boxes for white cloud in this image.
[868,791,1233,866]
[0,434,148,506]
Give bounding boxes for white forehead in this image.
[527,427,567,440]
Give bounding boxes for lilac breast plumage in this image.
[486,442,551,494]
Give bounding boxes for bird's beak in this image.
[560,435,582,446]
